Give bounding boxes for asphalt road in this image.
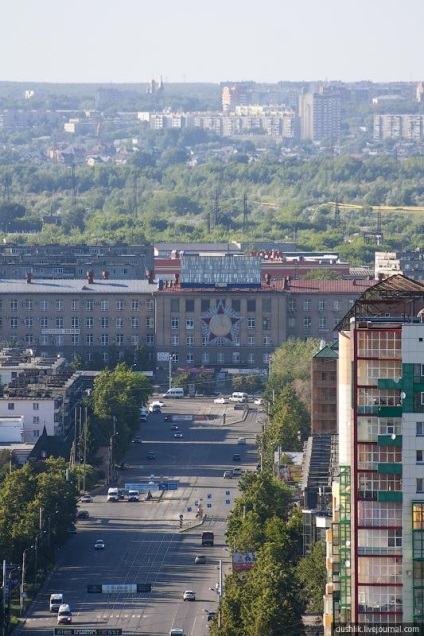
[19,397,264,636]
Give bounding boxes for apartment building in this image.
[373,114,424,141]
[311,343,338,435]
[324,275,424,631]
[375,250,424,281]
[299,90,341,142]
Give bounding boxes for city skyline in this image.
[2,0,424,86]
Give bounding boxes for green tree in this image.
[296,540,327,613]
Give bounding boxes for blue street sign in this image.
[168,482,178,490]
[179,514,184,520]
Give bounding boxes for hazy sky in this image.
[2,0,423,84]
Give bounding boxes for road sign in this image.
[137,583,152,593]
[187,506,192,512]
[179,514,184,520]
[87,584,151,594]
[54,630,122,635]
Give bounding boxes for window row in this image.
[170,317,270,330]
[167,351,272,365]
[288,299,354,312]
[7,299,154,312]
[170,335,273,346]
[170,299,272,313]
[5,317,155,329]
[291,316,334,330]
[18,334,156,346]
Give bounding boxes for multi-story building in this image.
[375,250,424,281]
[311,343,338,435]
[373,114,424,141]
[324,275,424,631]
[299,90,341,142]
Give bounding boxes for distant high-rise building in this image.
[299,90,341,142]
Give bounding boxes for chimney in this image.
[26,272,32,284]
[102,270,110,280]
[86,270,94,284]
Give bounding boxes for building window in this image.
[263,299,271,312]
[318,299,326,311]
[40,335,49,345]
[71,317,79,328]
[116,300,124,311]
[303,300,311,311]
[146,334,155,346]
[131,317,139,328]
[146,300,154,311]
[421,393,424,406]
[201,300,209,312]
[263,353,271,365]
[10,318,17,329]
[170,353,179,364]
[33,415,40,425]
[171,317,179,329]
[56,318,64,329]
[131,300,140,311]
[186,352,194,364]
[25,317,33,328]
[418,479,424,493]
[116,317,124,328]
[25,335,34,346]
[247,299,256,312]
[103,352,109,363]
[186,299,194,312]
[101,334,109,346]
[232,300,240,312]
[202,336,208,346]
[304,317,311,329]
[248,335,255,346]
[334,300,341,311]
[33,429,40,438]
[86,317,94,329]
[71,335,79,346]
[171,299,179,312]
[33,403,39,410]
[56,300,63,311]
[417,422,424,436]
[319,316,327,330]
[232,351,241,364]
[86,300,94,311]
[288,299,296,312]
[417,450,424,463]
[186,318,194,330]
[116,334,124,346]
[247,318,255,329]
[263,336,271,346]
[186,335,194,346]
[86,334,93,347]
[202,352,210,364]
[170,335,179,346]
[72,299,79,311]
[263,318,271,330]
[131,335,139,346]
[40,300,48,311]
[288,317,296,328]
[25,300,33,311]
[146,317,154,328]
[10,300,18,311]
[388,529,402,547]
[217,352,225,364]
[41,317,48,329]
[8,403,14,410]
[101,300,109,312]
[101,317,109,329]
[234,336,240,346]
[56,335,64,346]
[248,353,255,364]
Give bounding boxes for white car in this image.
[183,590,196,601]
[151,400,165,408]
[94,539,105,550]
[174,432,183,439]
[254,398,263,405]
[214,397,229,404]
[80,494,92,503]
[237,437,247,445]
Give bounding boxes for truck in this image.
[49,593,64,612]
[107,487,119,502]
[201,531,214,546]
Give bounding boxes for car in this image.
[146,451,156,460]
[77,510,89,520]
[232,467,243,477]
[183,590,196,601]
[80,494,92,503]
[149,404,161,414]
[237,437,246,445]
[214,396,229,404]
[170,425,179,431]
[207,611,216,622]
[233,453,241,462]
[254,398,263,405]
[194,554,206,564]
[150,400,165,408]
[223,470,233,479]
[94,539,105,550]
[132,436,142,443]
[174,432,183,438]
[68,525,77,534]
[117,489,126,500]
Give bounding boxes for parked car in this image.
[195,554,207,564]
[77,509,89,519]
[223,470,233,479]
[232,467,243,477]
[149,404,161,414]
[237,437,246,445]
[207,611,216,622]
[183,590,196,601]
[214,397,229,404]
[94,539,105,550]
[80,494,92,503]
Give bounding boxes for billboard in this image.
[232,551,256,571]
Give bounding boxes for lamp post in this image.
[20,546,33,616]
[168,354,177,390]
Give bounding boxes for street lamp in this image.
[20,545,33,616]
[168,353,177,390]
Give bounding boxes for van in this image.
[169,630,185,636]
[201,531,214,546]
[49,593,64,612]
[57,604,72,624]
[127,490,139,502]
[107,487,119,502]
[229,392,248,403]
[162,388,184,399]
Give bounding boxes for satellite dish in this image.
[401,392,406,399]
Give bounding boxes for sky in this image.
[1,0,423,85]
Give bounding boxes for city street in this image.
[18,397,263,636]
